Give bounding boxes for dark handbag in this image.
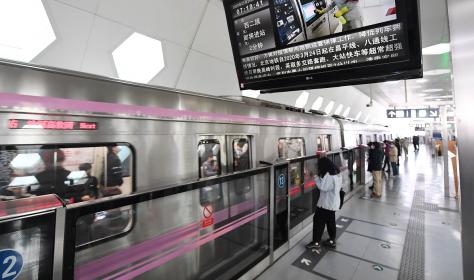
[339,190,346,209]
[101,186,122,197]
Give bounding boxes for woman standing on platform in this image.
[306,157,343,250]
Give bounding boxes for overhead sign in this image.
[387,108,439,119]
[223,0,422,92]
[387,109,411,119]
[416,108,439,118]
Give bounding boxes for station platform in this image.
[257,145,463,280]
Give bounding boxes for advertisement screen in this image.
[223,0,422,92]
[302,2,317,22]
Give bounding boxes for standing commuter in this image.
[383,141,391,174]
[370,142,384,198]
[390,142,399,176]
[395,138,401,166]
[367,142,375,191]
[413,135,420,151]
[101,145,123,196]
[400,137,409,157]
[306,157,343,250]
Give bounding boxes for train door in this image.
[197,137,226,273]
[226,135,253,204]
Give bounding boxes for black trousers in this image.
[312,207,336,243]
[383,156,391,172]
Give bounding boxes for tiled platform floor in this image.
[257,145,462,280]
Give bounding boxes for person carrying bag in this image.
[306,157,344,250]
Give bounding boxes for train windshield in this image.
[0,143,134,203]
[278,138,306,159]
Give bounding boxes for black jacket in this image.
[35,167,71,198]
[368,149,384,171]
[103,153,123,187]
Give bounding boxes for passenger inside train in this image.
[0,144,133,203]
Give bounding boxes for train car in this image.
[0,61,390,279]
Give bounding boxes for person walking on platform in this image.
[306,157,343,250]
[413,135,420,151]
[367,142,375,191]
[390,142,399,176]
[395,138,401,166]
[371,142,384,198]
[400,137,409,157]
[383,140,391,174]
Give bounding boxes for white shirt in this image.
[316,173,343,211]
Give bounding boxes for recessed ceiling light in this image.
[0,0,56,62]
[423,89,443,93]
[416,79,428,83]
[242,90,260,98]
[324,101,335,114]
[334,104,344,115]
[424,69,451,76]
[355,111,362,120]
[312,96,324,110]
[343,107,351,117]
[422,43,451,55]
[113,32,165,84]
[295,91,309,108]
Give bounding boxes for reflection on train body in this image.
[0,143,135,247]
[196,136,258,279]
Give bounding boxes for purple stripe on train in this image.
[107,207,268,280]
[0,92,335,128]
[75,198,265,279]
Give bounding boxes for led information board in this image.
[223,0,422,92]
[8,119,98,130]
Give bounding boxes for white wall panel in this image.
[54,0,100,13]
[176,50,240,96]
[96,0,208,48]
[33,0,95,71]
[148,41,189,88]
[192,3,234,63]
[81,16,132,78]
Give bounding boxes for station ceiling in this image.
[0,0,454,121]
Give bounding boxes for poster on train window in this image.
[223,0,422,92]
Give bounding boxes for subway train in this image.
[0,61,391,279]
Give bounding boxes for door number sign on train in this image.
[278,174,286,189]
[0,249,23,280]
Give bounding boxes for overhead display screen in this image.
[223,0,422,92]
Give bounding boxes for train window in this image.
[198,139,221,178]
[379,135,383,142]
[232,138,250,172]
[333,153,343,169]
[316,136,323,151]
[325,135,332,151]
[278,138,306,159]
[366,135,371,144]
[0,143,134,204]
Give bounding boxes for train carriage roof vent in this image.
[332,114,346,120]
[262,102,284,110]
[285,106,305,113]
[310,110,327,116]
